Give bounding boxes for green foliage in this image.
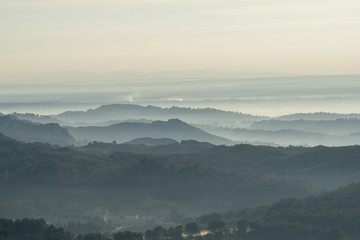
[43,225,72,240]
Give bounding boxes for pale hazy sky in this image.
[1,0,360,76]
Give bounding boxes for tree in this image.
[185,223,200,236]
[113,231,142,240]
[166,226,183,240]
[145,226,166,240]
[44,225,72,240]
[208,221,226,233]
[236,219,248,235]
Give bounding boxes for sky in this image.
[1,0,360,77]
[1,0,360,116]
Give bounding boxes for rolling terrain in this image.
[0,133,310,220]
[0,115,76,146]
[66,119,233,145]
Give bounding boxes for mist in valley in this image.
[1,0,360,238]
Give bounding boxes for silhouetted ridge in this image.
[56,103,265,125]
[0,115,76,146]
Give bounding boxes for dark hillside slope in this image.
[190,144,360,190]
[227,183,360,239]
[81,141,360,190]
[199,126,360,146]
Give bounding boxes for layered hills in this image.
[66,119,233,145]
[0,133,310,219]
[0,115,76,146]
[55,104,266,127]
[52,104,360,147]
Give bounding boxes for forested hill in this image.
[198,144,360,189]
[80,141,360,190]
[216,182,360,240]
[0,134,310,218]
[250,118,360,135]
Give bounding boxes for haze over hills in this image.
[199,125,360,147]
[2,74,360,116]
[79,141,360,191]
[4,103,360,147]
[276,112,360,121]
[2,101,360,238]
[2,132,360,226]
[2,0,360,236]
[56,104,266,128]
[250,119,360,135]
[0,115,76,146]
[10,112,64,125]
[66,119,234,145]
[195,182,360,240]
[0,133,311,219]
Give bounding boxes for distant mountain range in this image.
[276,112,360,121]
[0,115,76,146]
[56,104,267,127]
[10,112,63,124]
[250,119,360,135]
[198,125,360,146]
[67,119,233,145]
[81,139,215,155]
[4,104,360,147]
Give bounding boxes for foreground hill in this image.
[81,141,360,191]
[2,183,359,239]
[0,115,76,146]
[66,119,233,145]
[0,134,310,220]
